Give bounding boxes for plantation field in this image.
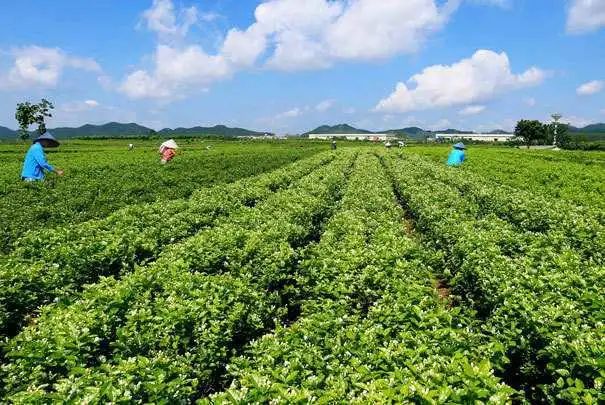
[0,142,603,403]
[0,140,325,253]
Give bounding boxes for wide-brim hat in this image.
[453,142,466,150]
[160,139,179,150]
[34,132,60,147]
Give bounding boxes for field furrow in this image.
[384,153,605,403]
[1,152,355,403]
[207,153,514,403]
[0,152,334,338]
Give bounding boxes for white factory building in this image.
[435,133,515,142]
[308,133,396,141]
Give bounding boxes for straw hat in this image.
[33,132,60,147]
[454,142,466,150]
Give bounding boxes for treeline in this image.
[513,119,605,150]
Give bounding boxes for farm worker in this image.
[128,143,134,150]
[447,143,466,167]
[385,141,392,149]
[331,140,337,150]
[21,132,64,182]
[159,139,179,164]
[398,141,405,148]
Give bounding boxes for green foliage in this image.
[0,145,602,403]
[14,99,54,140]
[385,152,604,402]
[514,119,547,148]
[0,151,333,338]
[1,153,355,402]
[0,142,323,252]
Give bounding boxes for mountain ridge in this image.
[1,122,605,140]
[0,122,270,139]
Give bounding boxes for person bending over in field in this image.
[447,142,466,167]
[159,139,179,164]
[21,132,64,182]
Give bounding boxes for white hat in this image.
[160,139,179,151]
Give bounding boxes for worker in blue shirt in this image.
[21,132,64,181]
[447,143,466,167]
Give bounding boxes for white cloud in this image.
[141,0,198,40]
[567,0,605,33]
[375,50,546,113]
[0,46,101,89]
[566,115,594,128]
[61,99,101,113]
[576,80,603,95]
[459,105,486,115]
[278,107,304,118]
[261,0,459,70]
[120,44,232,99]
[122,0,461,99]
[315,99,335,112]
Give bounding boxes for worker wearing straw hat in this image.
[447,142,466,167]
[159,139,179,164]
[21,132,64,181]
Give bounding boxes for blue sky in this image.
[0,0,604,133]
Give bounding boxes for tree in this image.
[514,120,546,149]
[545,122,570,148]
[15,99,54,140]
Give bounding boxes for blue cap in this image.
[33,131,60,147]
[454,142,466,150]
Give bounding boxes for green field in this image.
[0,141,603,403]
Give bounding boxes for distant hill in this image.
[437,128,474,134]
[0,122,271,139]
[160,125,269,137]
[570,123,605,133]
[50,122,152,138]
[384,127,430,140]
[305,124,373,135]
[0,126,16,139]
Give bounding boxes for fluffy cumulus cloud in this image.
[141,0,198,40]
[576,80,603,95]
[262,0,458,70]
[375,50,547,113]
[567,0,605,33]
[121,0,460,99]
[0,46,100,90]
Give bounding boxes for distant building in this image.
[435,133,515,142]
[308,133,396,141]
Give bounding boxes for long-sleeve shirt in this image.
[447,149,466,167]
[21,143,54,180]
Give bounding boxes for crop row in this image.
[1,153,355,402]
[384,154,604,403]
[412,147,605,210]
[399,153,603,264]
[207,154,514,403]
[0,143,322,252]
[0,152,334,337]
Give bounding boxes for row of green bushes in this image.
[0,152,334,338]
[385,153,604,402]
[1,154,355,402]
